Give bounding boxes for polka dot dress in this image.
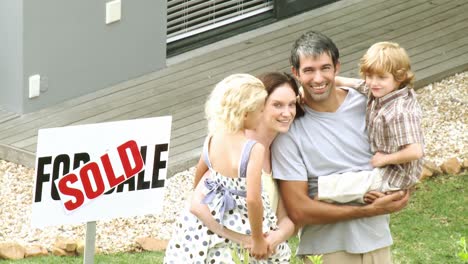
[164,173,291,263]
[164,139,291,263]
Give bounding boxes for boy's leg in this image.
[379,178,404,193]
[317,170,381,203]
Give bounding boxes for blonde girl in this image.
[165,74,290,263]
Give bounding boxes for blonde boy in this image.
[318,42,424,203]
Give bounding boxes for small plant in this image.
[231,244,249,264]
[457,237,468,262]
[307,254,323,264]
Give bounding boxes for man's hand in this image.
[367,190,409,215]
[370,152,389,167]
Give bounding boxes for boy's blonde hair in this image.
[359,42,415,89]
[205,74,267,134]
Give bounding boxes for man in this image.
[271,31,409,263]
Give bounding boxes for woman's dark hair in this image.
[257,72,304,118]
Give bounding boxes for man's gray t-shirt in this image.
[272,88,393,255]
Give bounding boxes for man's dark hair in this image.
[290,31,340,71]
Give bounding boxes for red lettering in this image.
[80,162,105,199]
[118,140,144,178]
[54,140,147,212]
[101,153,125,188]
[58,173,84,211]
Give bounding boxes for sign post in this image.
[83,221,96,264]
[31,116,172,262]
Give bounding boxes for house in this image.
[0,0,467,176]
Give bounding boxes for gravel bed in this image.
[0,72,466,254]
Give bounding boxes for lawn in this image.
[390,173,467,263]
[1,173,466,263]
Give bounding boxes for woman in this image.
[192,72,302,262]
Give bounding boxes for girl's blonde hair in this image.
[359,41,415,88]
[205,74,267,134]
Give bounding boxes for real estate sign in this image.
[31,116,171,228]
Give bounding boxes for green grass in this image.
[390,173,467,263]
[0,251,165,264]
[1,173,466,263]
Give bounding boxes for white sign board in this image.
[31,116,171,228]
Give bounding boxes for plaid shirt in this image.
[357,84,424,189]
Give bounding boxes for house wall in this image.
[0,1,23,113]
[1,0,167,113]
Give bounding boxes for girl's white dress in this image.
[164,138,290,263]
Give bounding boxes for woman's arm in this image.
[264,195,296,252]
[190,173,251,246]
[275,196,296,239]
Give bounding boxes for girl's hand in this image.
[250,237,268,260]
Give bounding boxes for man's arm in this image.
[278,180,409,226]
[271,131,409,226]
